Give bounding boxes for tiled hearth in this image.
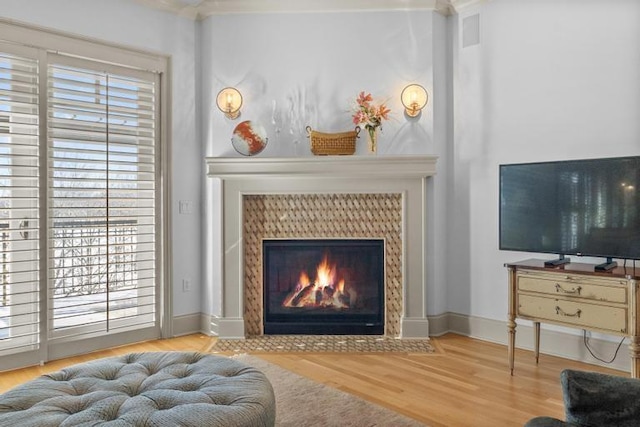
[206,156,437,339]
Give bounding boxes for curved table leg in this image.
[508,317,516,375]
[533,321,540,364]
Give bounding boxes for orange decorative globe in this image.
[231,120,268,156]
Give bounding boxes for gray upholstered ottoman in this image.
[0,352,275,427]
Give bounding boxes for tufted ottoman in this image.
[0,352,276,427]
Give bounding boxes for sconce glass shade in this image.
[401,84,428,118]
[216,87,243,119]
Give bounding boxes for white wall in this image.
[201,10,437,158]
[429,12,451,315]
[200,10,449,318]
[450,0,640,331]
[0,0,203,318]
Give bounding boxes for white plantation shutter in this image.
[48,56,158,339]
[0,22,166,369]
[0,49,41,356]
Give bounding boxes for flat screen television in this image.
[499,156,640,270]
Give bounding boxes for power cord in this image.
[583,330,625,364]
[583,259,634,364]
[623,258,637,272]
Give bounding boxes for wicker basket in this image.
[306,126,360,155]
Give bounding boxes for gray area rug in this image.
[232,354,427,427]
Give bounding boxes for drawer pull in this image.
[555,306,582,318]
[555,283,582,295]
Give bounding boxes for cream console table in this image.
[506,259,640,377]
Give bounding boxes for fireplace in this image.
[263,239,385,335]
[206,156,437,339]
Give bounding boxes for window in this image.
[0,22,167,368]
[0,47,40,357]
[48,57,158,339]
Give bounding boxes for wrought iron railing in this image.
[51,219,138,297]
[1,219,139,338]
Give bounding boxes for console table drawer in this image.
[517,294,627,334]
[518,275,626,304]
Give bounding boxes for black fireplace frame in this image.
[262,238,385,335]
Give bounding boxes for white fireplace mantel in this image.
[205,156,437,179]
[206,156,438,339]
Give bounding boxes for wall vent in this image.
[463,13,480,47]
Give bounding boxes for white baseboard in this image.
[430,312,629,373]
[425,312,450,336]
[401,317,430,338]
[172,313,223,337]
[201,313,215,336]
[210,317,245,339]
[171,313,202,337]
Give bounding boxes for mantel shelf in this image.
[205,156,438,179]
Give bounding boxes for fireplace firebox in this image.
[263,239,385,335]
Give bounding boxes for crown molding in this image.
[449,0,490,13]
[134,0,472,20]
[198,0,442,17]
[133,0,201,19]
[133,0,490,19]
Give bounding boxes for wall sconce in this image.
[400,84,428,118]
[216,87,243,120]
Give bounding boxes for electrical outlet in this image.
[182,278,192,292]
[179,200,193,215]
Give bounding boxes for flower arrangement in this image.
[351,91,391,153]
[351,91,391,130]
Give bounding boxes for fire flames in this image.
[281,256,356,309]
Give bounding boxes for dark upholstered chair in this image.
[525,369,640,427]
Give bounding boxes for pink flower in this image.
[352,110,366,125]
[377,104,391,121]
[357,91,373,107]
[351,92,391,131]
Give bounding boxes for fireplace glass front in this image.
[263,239,384,335]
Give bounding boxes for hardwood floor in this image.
[0,333,626,426]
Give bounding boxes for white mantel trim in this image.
[205,156,438,179]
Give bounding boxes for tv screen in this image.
[499,156,640,261]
